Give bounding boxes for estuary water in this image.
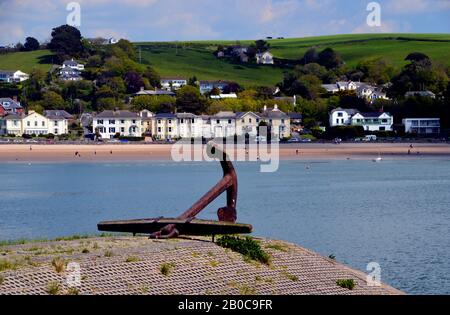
[0,158,449,294]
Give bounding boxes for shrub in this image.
[125,256,140,263]
[216,236,270,265]
[47,281,60,295]
[336,279,356,290]
[160,262,176,276]
[51,257,66,273]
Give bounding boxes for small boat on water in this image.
[373,153,383,163]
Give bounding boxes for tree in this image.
[143,66,161,88]
[255,40,270,53]
[115,39,137,61]
[96,97,118,111]
[223,82,242,94]
[22,69,46,102]
[300,48,319,65]
[356,57,395,84]
[405,52,430,63]
[124,71,145,93]
[24,37,40,51]
[176,85,207,114]
[42,91,66,109]
[48,25,84,61]
[318,48,343,70]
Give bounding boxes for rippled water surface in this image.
[1,159,449,294]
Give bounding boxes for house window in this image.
[54,121,58,125]
[281,119,285,124]
[121,127,125,132]
[97,119,103,124]
[34,121,38,127]
[338,113,343,117]
[336,119,339,124]
[158,120,161,124]
[158,127,161,132]
[120,120,125,124]
[132,120,136,124]
[249,118,252,123]
[382,119,388,123]
[109,120,115,124]
[42,121,45,127]
[109,127,115,133]
[13,121,18,126]
[228,119,232,124]
[54,129,58,134]
[379,127,386,131]
[216,120,220,124]
[242,119,245,123]
[168,127,172,132]
[256,119,260,123]
[192,119,195,123]
[181,119,184,124]
[168,120,172,124]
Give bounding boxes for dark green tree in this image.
[24,37,40,51]
[48,25,84,61]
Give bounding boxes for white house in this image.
[62,59,85,71]
[211,111,236,138]
[0,110,72,136]
[403,118,440,135]
[329,108,359,127]
[351,112,394,132]
[256,51,274,65]
[0,70,29,83]
[160,77,187,91]
[93,110,142,139]
[176,113,204,138]
[43,110,73,135]
[330,108,394,132]
[151,113,178,140]
[199,81,230,95]
[259,105,291,140]
[356,84,389,102]
[235,112,261,137]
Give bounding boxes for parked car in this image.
[287,137,301,143]
[255,136,267,142]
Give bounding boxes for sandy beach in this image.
[0,143,449,162]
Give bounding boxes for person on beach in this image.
[296,149,299,155]
[29,145,32,151]
[75,151,79,156]
[110,150,113,155]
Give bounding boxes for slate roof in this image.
[96,110,140,119]
[44,110,73,120]
[0,98,22,109]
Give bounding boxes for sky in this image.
[0,0,449,45]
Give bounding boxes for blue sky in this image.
[0,0,449,45]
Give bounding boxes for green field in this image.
[0,49,56,73]
[1,34,449,87]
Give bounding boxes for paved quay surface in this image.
[0,236,404,295]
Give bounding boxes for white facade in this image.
[0,110,71,136]
[62,59,85,71]
[177,113,205,138]
[93,111,142,139]
[403,118,440,135]
[160,78,187,91]
[211,112,236,138]
[329,108,358,127]
[0,70,29,83]
[330,108,394,132]
[236,112,261,137]
[256,52,274,65]
[351,112,394,132]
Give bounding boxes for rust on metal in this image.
[98,142,252,238]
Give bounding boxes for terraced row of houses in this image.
[0,109,72,136]
[93,105,297,140]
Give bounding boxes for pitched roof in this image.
[331,108,359,116]
[358,112,391,118]
[0,98,22,109]
[260,108,289,119]
[3,113,22,120]
[155,113,176,119]
[288,112,303,120]
[63,59,82,66]
[236,111,261,119]
[96,110,140,119]
[214,111,236,119]
[44,110,73,120]
[176,113,198,119]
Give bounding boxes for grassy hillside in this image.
[0,49,55,73]
[1,34,449,87]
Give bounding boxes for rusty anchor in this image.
[98,142,253,239]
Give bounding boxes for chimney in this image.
[274,104,278,110]
[263,105,267,112]
[12,96,18,102]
